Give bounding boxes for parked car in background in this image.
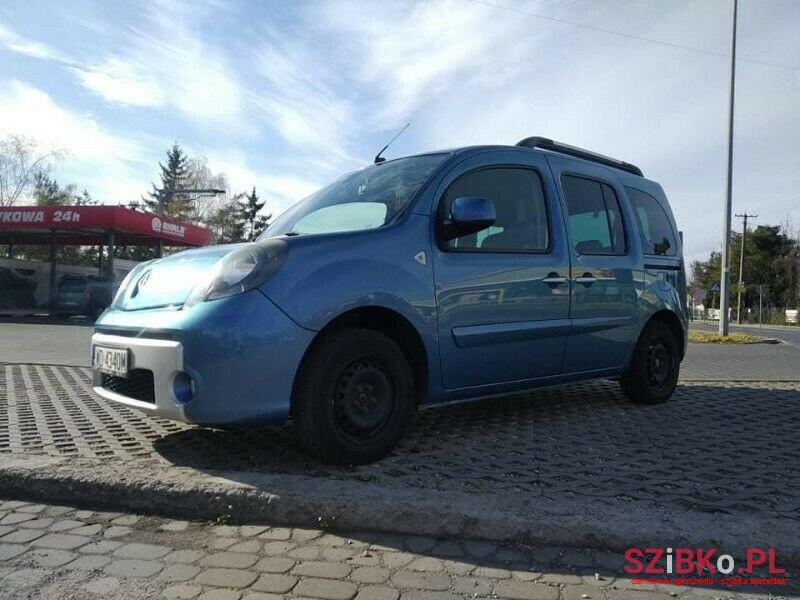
[56,275,113,320]
[0,267,37,309]
[92,137,687,464]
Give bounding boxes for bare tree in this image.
[185,155,229,222]
[0,134,63,206]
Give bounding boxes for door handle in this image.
[575,273,597,286]
[542,272,568,286]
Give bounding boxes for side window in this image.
[625,187,677,256]
[442,167,549,252]
[561,175,626,255]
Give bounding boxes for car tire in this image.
[292,328,415,465]
[619,320,680,404]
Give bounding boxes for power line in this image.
[462,0,800,73]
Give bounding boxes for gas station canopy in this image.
[0,205,212,247]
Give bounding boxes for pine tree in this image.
[206,193,246,243]
[145,143,192,218]
[237,187,271,241]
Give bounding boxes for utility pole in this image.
[719,0,738,336]
[735,212,757,323]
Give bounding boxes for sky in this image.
[0,0,798,263]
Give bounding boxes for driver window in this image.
[442,168,549,252]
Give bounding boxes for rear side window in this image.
[442,167,549,252]
[561,175,625,255]
[625,187,677,256]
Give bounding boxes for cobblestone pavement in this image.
[682,343,800,381]
[2,364,800,516]
[0,500,795,600]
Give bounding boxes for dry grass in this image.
[688,330,763,344]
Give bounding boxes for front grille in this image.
[101,369,155,404]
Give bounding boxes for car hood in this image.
[113,243,249,311]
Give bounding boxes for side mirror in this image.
[440,196,496,241]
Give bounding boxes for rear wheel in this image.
[619,320,679,404]
[292,328,414,464]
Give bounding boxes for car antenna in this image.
[374,123,410,164]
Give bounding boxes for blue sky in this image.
[0,0,799,261]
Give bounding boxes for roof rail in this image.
[516,136,643,177]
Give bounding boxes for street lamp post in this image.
[718,0,738,336]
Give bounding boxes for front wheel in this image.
[292,328,415,465]
[619,320,680,404]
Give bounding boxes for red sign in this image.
[0,205,211,247]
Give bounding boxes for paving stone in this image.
[292,560,352,579]
[71,523,104,536]
[239,526,268,537]
[494,579,560,600]
[251,573,298,593]
[0,512,36,525]
[355,586,400,600]
[111,515,141,526]
[0,528,47,543]
[115,542,172,559]
[211,537,238,550]
[292,528,324,542]
[201,551,259,569]
[69,554,112,570]
[0,525,13,538]
[0,501,28,511]
[18,517,54,529]
[453,575,493,595]
[4,567,49,588]
[474,565,511,579]
[84,576,120,594]
[50,519,84,532]
[158,563,203,582]
[289,544,322,560]
[43,506,75,517]
[381,552,415,569]
[254,556,295,573]
[22,548,77,567]
[16,503,47,514]
[74,510,95,520]
[398,592,461,600]
[104,558,164,577]
[194,567,258,588]
[345,549,380,566]
[162,584,203,599]
[79,540,123,554]
[538,572,584,585]
[242,594,284,600]
[407,557,444,572]
[259,527,292,541]
[196,591,242,600]
[293,577,358,600]
[351,566,392,583]
[228,540,261,553]
[262,541,295,555]
[213,525,239,537]
[391,570,451,591]
[165,550,207,564]
[160,520,191,532]
[30,533,88,550]
[442,559,474,575]
[103,525,132,538]
[561,585,603,600]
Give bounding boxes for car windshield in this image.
[258,153,449,238]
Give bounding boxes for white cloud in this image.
[0,23,72,63]
[0,80,150,203]
[70,57,166,107]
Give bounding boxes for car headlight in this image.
[184,240,287,309]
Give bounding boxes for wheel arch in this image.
[645,309,686,360]
[291,306,429,411]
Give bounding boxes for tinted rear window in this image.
[59,279,87,293]
[625,187,677,256]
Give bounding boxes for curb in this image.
[2,454,799,566]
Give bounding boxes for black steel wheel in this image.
[293,328,414,464]
[620,320,680,404]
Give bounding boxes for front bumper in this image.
[92,332,187,421]
[91,290,315,425]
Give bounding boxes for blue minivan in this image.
[92,137,687,464]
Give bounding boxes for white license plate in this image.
[93,345,129,377]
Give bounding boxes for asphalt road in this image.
[0,318,93,366]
